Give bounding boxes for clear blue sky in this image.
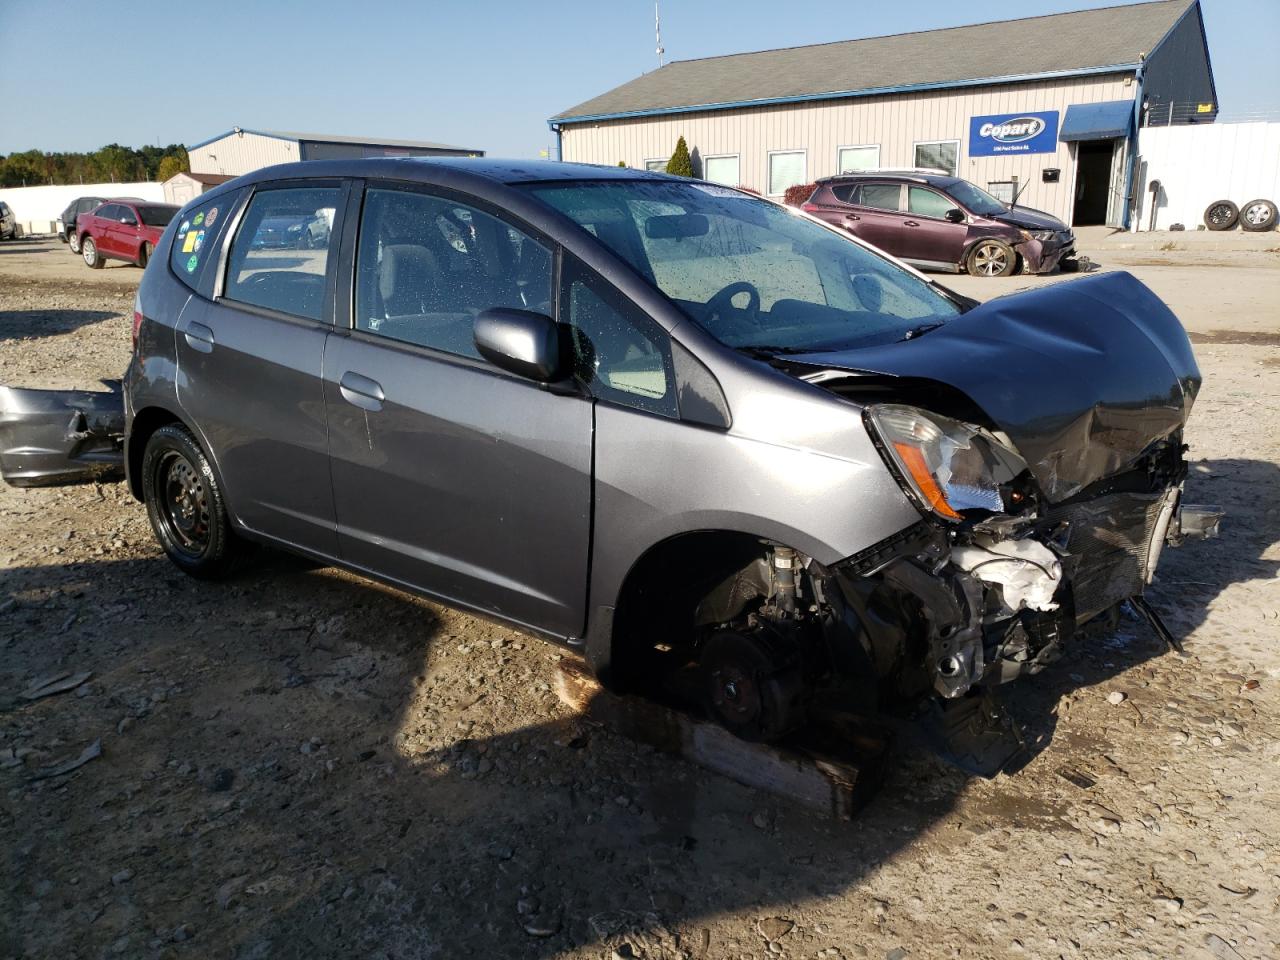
[0,0,1274,158]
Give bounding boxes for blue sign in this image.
[968,111,1060,156]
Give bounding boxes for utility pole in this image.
[655,0,665,67]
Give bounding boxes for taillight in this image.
[132,294,143,347]
[801,202,819,213]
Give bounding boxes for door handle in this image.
[339,371,385,412]
[904,220,920,227]
[183,321,214,354]
[844,213,861,221]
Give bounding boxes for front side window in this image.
[526,180,961,354]
[117,206,138,225]
[354,187,552,359]
[561,256,675,417]
[908,186,954,219]
[767,151,806,196]
[703,155,740,187]
[225,186,342,321]
[95,204,120,221]
[914,141,959,176]
[838,145,880,174]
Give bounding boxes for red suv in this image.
[78,200,179,269]
[803,172,1077,277]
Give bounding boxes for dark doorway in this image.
[1072,140,1114,225]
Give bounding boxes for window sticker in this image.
[185,254,198,273]
[193,211,205,227]
[182,230,198,253]
[177,219,190,237]
[205,207,218,227]
[193,230,206,253]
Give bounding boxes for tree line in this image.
[0,144,190,188]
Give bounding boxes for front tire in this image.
[142,424,248,579]
[966,239,1017,277]
[81,236,103,268]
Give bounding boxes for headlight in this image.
[1018,229,1057,242]
[865,404,1029,521]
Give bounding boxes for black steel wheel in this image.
[1203,200,1239,231]
[1240,199,1277,233]
[142,424,248,578]
[699,629,806,743]
[965,239,1017,277]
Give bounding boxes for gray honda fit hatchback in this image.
[0,159,1219,771]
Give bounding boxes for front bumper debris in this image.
[0,381,125,487]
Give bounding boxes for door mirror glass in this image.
[474,308,565,383]
[944,208,966,224]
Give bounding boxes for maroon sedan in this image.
[78,200,179,269]
[803,173,1077,277]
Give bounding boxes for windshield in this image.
[138,205,178,227]
[946,180,1008,216]
[524,180,961,353]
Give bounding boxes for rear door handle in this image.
[183,321,214,353]
[904,220,920,227]
[339,371,385,412]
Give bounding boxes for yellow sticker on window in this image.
[182,230,198,253]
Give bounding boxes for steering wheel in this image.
[705,281,762,332]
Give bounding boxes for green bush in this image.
[665,137,693,177]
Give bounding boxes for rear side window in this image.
[852,183,902,211]
[224,186,342,321]
[169,192,239,293]
[354,187,552,359]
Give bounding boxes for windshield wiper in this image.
[898,322,945,341]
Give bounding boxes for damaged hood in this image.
[791,272,1200,502]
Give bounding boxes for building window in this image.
[702,154,740,187]
[837,144,880,174]
[987,181,1015,205]
[644,159,668,173]
[914,140,959,176]
[767,150,806,196]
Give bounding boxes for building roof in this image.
[172,172,234,185]
[187,127,482,153]
[552,0,1196,124]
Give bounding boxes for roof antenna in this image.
[655,0,665,66]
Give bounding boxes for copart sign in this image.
[968,111,1059,156]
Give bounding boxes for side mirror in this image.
[944,208,966,224]
[474,308,566,383]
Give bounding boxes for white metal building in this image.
[187,129,485,178]
[550,0,1216,228]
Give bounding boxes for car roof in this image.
[817,172,962,189]
[193,157,689,204]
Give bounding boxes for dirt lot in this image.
[2,236,1278,960]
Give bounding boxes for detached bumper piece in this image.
[0,381,125,487]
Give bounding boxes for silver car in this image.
[0,160,1219,773]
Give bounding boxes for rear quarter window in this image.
[169,191,241,294]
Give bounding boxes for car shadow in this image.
[0,308,119,341]
[2,458,1271,958]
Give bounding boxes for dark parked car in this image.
[0,160,1218,772]
[77,200,179,269]
[804,172,1078,277]
[0,201,17,240]
[57,196,108,252]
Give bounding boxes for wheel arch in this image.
[586,528,800,692]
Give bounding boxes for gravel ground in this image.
[1,237,1278,960]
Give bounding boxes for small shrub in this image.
[617,161,627,167]
[783,182,817,207]
[666,137,693,177]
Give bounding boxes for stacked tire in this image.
[1204,199,1277,232]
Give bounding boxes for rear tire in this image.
[142,424,249,579]
[1204,200,1239,231]
[81,236,102,268]
[1240,199,1277,232]
[138,241,153,267]
[69,232,82,254]
[965,239,1017,277]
